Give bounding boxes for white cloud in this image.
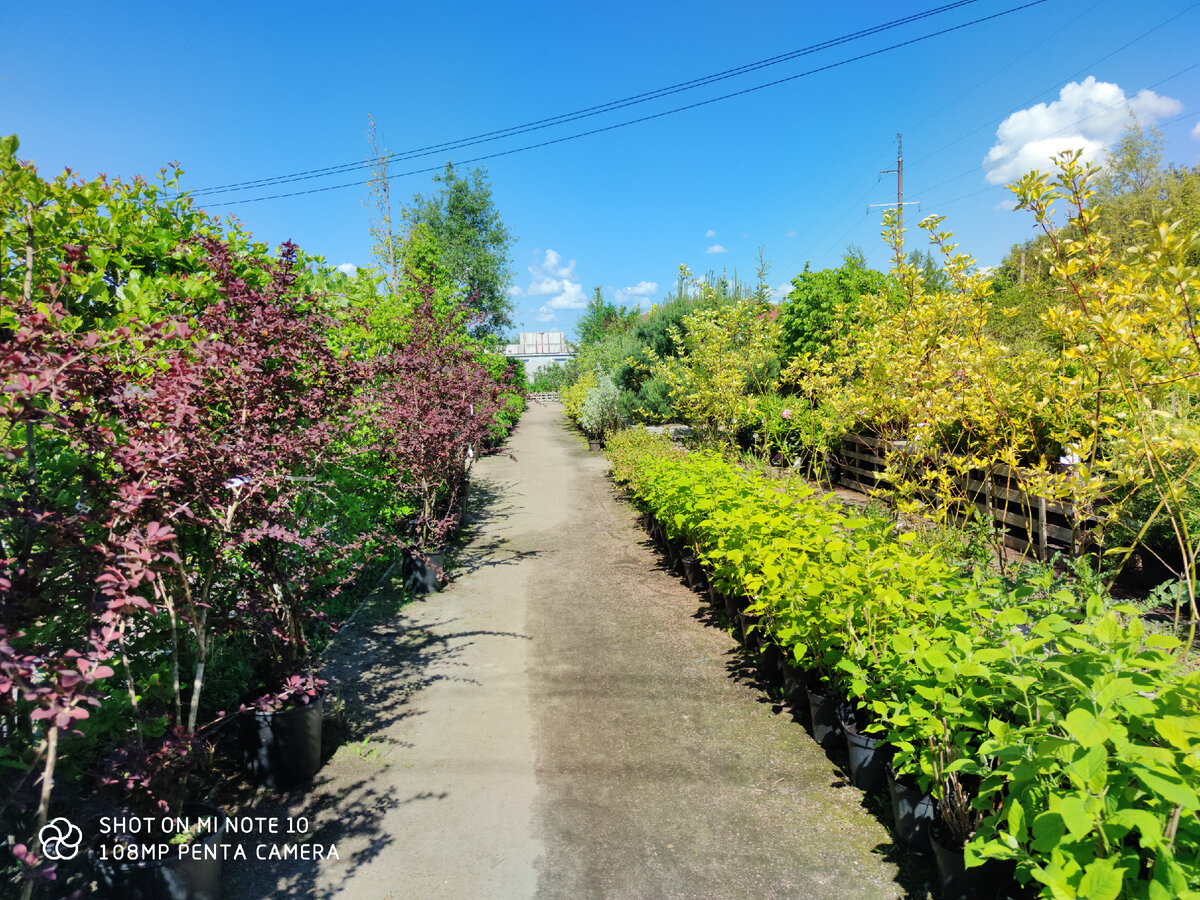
[516,247,587,323]
[336,262,357,275]
[705,244,728,254]
[525,249,577,296]
[1192,121,1200,140]
[705,229,716,238]
[785,230,798,239]
[773,281,792,300]
[544,282,587,310]
[983,76,1182,185]
[614,280,659,306]
[506,284,524,297]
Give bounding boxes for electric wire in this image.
[907,1,1200,172]
[192,0,986,197]
[205,0,1049,207]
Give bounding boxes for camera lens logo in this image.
[38,818,83,862]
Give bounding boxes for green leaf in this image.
[1064,708,1112,749]
[1066,746,1108,794]
[1007,798,1027,841]
[1053,795,1095,841]
[1077,857,1124,900]
[1128,764,1200,808]
[1031,811,1066,853]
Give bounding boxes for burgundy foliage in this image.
[1,236,518,882]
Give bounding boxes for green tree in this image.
[778,248,891,364]
[403,162,515,340]
[575,286,638,346]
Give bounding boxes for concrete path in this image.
[224,402,907,899]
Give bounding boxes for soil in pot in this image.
[90,802,228,900]
[843,722,890,793]
[886,765,934,851]
[240,695,324,789]
[805,686,845,748]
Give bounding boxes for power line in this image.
[916,60,1200,202]
[193,0,987,198]
[906,1,1200,173]
[205,0,1050,207]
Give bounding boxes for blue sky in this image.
[4,0,1199,337]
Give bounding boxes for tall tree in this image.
[364,115,400,296]
[403,163,515,340]
[575,286,638,346]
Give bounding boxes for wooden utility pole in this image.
[870,133,917,259]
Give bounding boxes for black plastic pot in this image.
[806,687,844,747]
[737,612,760,649]
[780,661,805,704]
[843,725,890,792]
[930,831,974,900]
[90,802,227,900]
[723,592,747,622]
[681,555,707,593]
[404,549,445,593]
[240,695,324,789]
[929,828,1016,900]
[758,640,785,688]
[707,585,726,610]
[886,766,934,851]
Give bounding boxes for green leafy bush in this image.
[610,438,1199,898]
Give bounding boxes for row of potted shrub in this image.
[0,137,525,895]
[606,427,1200,900]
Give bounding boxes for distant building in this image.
[503,331,574,376]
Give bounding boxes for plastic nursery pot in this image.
[723,592,747,622]
[404,550,445,594]
[757,640,785,689]
[780,661,805,705]
[805,686,845,748]
[737,612,761,650]
[240,695,324,789]
[707,584,726,610]
[643,512,657,537]
[588,439,602,451]
[885,765,934,852]
[90,802,228,900]
[667,541,686,576]
[928,825,1017,900]
[843,723,891,793]
[681,554,707,593]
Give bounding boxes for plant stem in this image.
[22,725,58,900]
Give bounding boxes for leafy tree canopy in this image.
[778,248,891,365]
[403,163,515,341]
[575,286,639,347]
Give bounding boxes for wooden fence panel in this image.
[835,434,1078,559]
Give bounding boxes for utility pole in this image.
[869,133,918,261]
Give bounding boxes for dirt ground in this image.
[221,402,920,899]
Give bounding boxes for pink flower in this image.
[781,408,792,420]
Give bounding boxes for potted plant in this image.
[238,673,327,789]
[90,731,228,900]
[579,374,623,450]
